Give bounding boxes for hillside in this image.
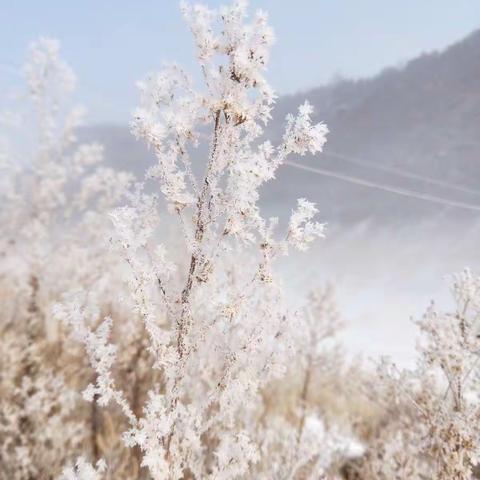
[80,29,480,224]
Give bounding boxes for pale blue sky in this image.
[1,0,479,124]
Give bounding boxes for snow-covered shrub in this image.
[253,286,364,478]
[51,1,353,478]
[354,269,480,480]
[0,38,135,479]
[0,37,133,330]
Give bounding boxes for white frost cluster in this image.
[283,101,329,156]
[59,458,106,480]
[288,198,326,251]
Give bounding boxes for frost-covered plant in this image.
[55,1,335,478]
[0,332,84,480]
[358,269,480,480]
[0,38,134,479]
[253,285,363,479]
[0,37,133,332]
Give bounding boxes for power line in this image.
[323,150,480,197]
[285,160,480,212]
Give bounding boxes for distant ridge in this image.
[80,28,480,224]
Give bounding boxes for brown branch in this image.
[165,110,222,468]
[177,109,221,359]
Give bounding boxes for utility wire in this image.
[323,150,480,197]
[285,160,480,212]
